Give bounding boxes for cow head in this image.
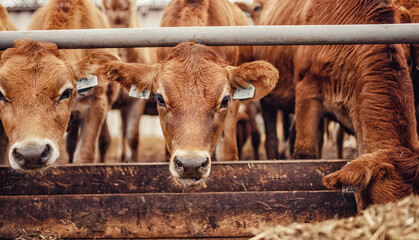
[102,42,278,187]
[0,40,118,170]
[102,0,137,28]
[235,0,266,24]
[323,150,419,209]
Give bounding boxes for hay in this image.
[15,229,59,240]
[252,195,419,240]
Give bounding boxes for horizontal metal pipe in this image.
[0,24,419,50]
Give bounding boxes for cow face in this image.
[102,0,134,28]
[0,40,118,170]
[323,151,418,209]
[103,42,278,187]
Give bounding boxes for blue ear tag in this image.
[76,74,98,93]
[233,82,255,100]
[129,85,151,100]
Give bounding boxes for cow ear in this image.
[234,2,252,14]
[0,48,16,63]
[323,156,395,192]
[394,6,411,24]
[74,50,121,81]
[225,60,278,100]
[101,61,160,94]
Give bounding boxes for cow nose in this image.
[174,155,210,178]
[12,144,51,169]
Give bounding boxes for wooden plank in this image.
[0,191,357,239]
[0,160,348,195]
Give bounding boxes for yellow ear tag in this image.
[129,85,151,100]
[232,82,255,100]
[76,74,98,93]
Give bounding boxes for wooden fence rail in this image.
[0,160,356,239]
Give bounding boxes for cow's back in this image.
[28,0,111,61]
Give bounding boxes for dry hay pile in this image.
[252,195,419,240]
[15,229,59,240]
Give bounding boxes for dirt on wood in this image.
[251,194,419,240]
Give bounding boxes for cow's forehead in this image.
[103,0,129,10]
[0,54,73,96]
[159,59,229,101]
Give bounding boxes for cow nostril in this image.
[201,157,209,168]
[175,159,183,169]
[174,158,184,174]
[13,148,24,164]
[41,145,50,159]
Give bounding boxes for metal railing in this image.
[0,24,418,50]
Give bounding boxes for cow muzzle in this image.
[9,139,59,170]
[170,150,211,187]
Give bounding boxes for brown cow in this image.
[234,0,267,25]
[0,4,17,164]
[157,0,254,162]
[101,0,158,162]
[0,0,120,170]
[252,0,419,209]
[102,41,278,187]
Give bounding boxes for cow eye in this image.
[254,5,261,11]
[155,93,166,107]
[59,88,73,101]
[220,95,230,109]
[0,91,7,103]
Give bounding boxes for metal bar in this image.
[1,24,419,50]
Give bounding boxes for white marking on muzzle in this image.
[169,149,211,179]
[9,138,59,170]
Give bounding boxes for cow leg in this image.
[0,121,8,164]
[120,107,128,162]
[236,118,248,160]
[317,118,325,159]
[73,88,108,163]
[293,79,323,159]
[335,123,345,159]
[66,113,81,164]
[124,99,145,162]
[289,116,296,156]
[217,100,240,161]
[98,120,111,163]
[261,99,279,159]
[247,102,261,160]
[251,126,260,160]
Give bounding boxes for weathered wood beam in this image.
[0,160,349,194]
[0,191,356,239]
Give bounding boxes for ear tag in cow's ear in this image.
[233,82,255,100]
[76,74,98,93]
[129,85,151,100]
[342,185,359,193]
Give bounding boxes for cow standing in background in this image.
[392,0,419,134]
[0,4,17,164]
[0,0,120,170]
[157,0,254,162]
[102,0,158,162]
[251,0,419,209]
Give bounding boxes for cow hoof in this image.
[342,185,359,193]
